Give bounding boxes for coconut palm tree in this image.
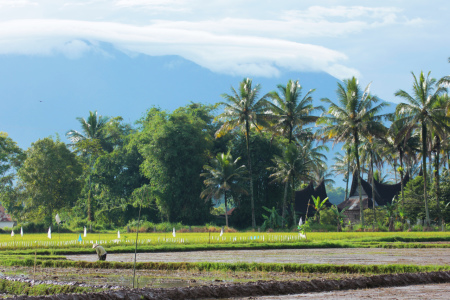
[268,143,313,227]
[317,77,388,226]
[215,78,271,229]
[268,80,323,144]
[66,110,112,154]
[332,144,357,202]
[394,71,449,226]
[200,151,248,227]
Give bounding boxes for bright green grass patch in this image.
[0,231,449,252]
[0,256,447,275]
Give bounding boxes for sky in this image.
[0,1,449,154]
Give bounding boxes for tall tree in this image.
[318,77,388,226]
[137,106,213,224]
[200,151,248,227]
[0,132,25,219]
[268,80,322,143]
[394,71,449,226]
[215,78,271,229]
[17,137,82,226]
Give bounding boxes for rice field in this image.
[0,230,449,250]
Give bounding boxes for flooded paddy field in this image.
[66,247,450,265]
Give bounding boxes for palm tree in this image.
[268,80,322,143]
[317,77,388,226]
[200,152,248,227]
[332,144,357,202]
[268,143,313,227]
[215,78,271,229]
[394,71,449,226]
[66,110,112,154]
[66,111,111,222]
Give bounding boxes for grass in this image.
[0,279,103,296]
[0,256,448,274]
[0,231,449,252]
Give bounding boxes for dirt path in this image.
[66,248,450,265]
[251,283,450,299]
[13,271,450,300]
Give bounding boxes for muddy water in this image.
[250,283,450,299]
[66,248,450,265]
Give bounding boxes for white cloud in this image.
[0,19,359,78]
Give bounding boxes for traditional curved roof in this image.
[348,171,410,207]
[294,180,330,217]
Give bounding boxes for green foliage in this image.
[261,206,285,231]
[136,105,214,225]
[326,185,345,205]
[17,137,82,226]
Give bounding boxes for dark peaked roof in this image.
[348,171,410,207]
[337,196,373,211]
[294,180,330,216]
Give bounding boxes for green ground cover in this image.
[0,231,449,252]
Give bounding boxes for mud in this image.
[10,271,450,300]
[254,283,450,299]
[66,247,450,265]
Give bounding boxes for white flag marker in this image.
[48,227,52,239]
[11,230,14,237]
[84,226,86,237]
[172,227,176,237]
[220,228,223,237]
[20,227,23,237]
[118,230,120,239]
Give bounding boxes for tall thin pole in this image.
[132,197,142,288]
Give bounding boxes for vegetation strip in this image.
[11,271,450,299]
[0,279,103,297]
[0,257,447,274]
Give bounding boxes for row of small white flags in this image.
[11,227,23,237]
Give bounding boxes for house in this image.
[0,204,16,228]
[338,172,409,223]
[294,180,331,220]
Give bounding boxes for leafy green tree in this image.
[268,80,322,143]
[394,71,449,226]
[17,137,82,226]
[326,185,346,205]
[0,132,25,218]
[137,106,213,224]
[318,77,388,226]
[215,78,271,229]
[200,151,248,227]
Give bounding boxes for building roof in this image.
[348,171,409,207]
[294,180,331,216]
[337,195,374,211]
[0,205,13,222]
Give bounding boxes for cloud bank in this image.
[0,1,425,79]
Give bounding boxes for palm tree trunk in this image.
[355,131,364,226]
[345,147,350,201]
[281,179,289,227]
[399,149,405,213]
[245,120,256,229]
[224,191,229,228]
[435,137,441,228]
[422,123,430,227]
[371,151,377,226]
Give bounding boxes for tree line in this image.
[0,64,449,230]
